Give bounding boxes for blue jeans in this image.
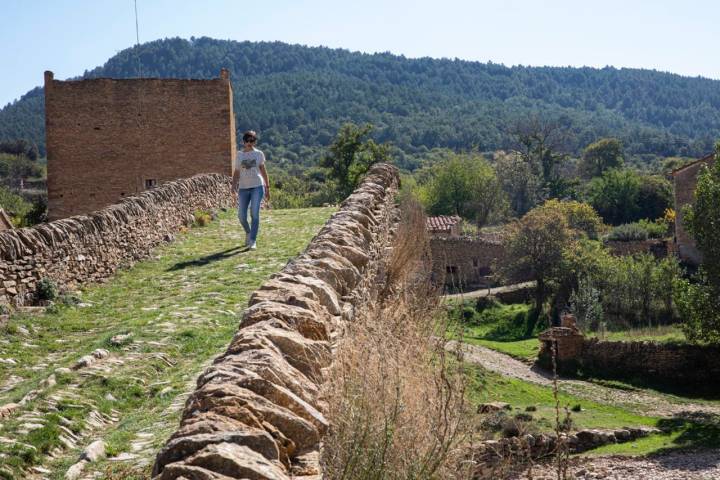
[237,185,264,244]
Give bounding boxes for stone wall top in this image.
[152,163,401,479]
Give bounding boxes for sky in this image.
[1,0,719,107]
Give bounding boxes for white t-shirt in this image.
[235,148,265,189]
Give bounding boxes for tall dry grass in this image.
[321,198,474,480]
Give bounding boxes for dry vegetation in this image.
[321,198,475,479]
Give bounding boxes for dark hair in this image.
[242,130,257,142]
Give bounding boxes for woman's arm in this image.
[231,168,239,192]
[259,164,270,200]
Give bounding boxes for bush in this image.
[606,223,647,241]
[674,276,720,344]
[192,210,211,227]
[475,295,500,312]
[475,303,535,340]
[562,241,682,329]
[37,277,58,301]
[606,219,667,241]
[569,275,604,332]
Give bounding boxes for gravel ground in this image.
[448,341,720,418]
[520,450,720,479]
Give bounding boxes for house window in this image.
[145,179,157,189]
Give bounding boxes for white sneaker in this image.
[244,235,250,247]
[249,242,257,250]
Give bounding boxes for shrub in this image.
[569,275,604,332]
[192,210,211,227]
[674,276,720,344]
[562,242,682,329]
[606,223,648,241]
[475,295,500,312]
[481,304,535,340]
[37,277,58,301]
[606,219,667,242]
[321,199,470,478]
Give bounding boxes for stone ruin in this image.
[537,313,585,373]
[151,163,401,479]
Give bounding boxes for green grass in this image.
[447,302,540,361]
[467,337,540,362]
[468,365,657,432]
[0,206,334,478]
[586,325,685,343]
[590,416,720,456]
[466,365,720,456]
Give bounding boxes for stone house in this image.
[430,236,505,289]
[426,215,462,237]
[44,69,237,220]
[672,153,715,265]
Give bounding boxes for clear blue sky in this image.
[2,0,719,107]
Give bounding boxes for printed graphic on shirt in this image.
[240,157,257,169]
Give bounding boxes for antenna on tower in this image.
[134,0,142,78]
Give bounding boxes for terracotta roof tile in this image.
[426,215,461,232]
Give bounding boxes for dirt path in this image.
[448,340,720,418]
[519,450,720,480]
[442,282,535,301]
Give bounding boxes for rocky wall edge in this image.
[0,173,233,306]
[152,163,401,480]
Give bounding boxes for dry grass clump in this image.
[321,199,473,480]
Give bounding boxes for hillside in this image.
[2,37,720,169]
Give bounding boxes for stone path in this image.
[0,207,334,479]
[449,341,720,418]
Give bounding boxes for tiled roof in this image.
[426,215,461,231]
[672,153,715,176]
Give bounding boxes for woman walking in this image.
[232,130,270,250]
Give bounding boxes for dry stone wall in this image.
[0,173,233,306]
[152,164,401,480]
[578,339,720,391]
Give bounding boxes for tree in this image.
[535,199,604,240]
[637,175,673,221]
[320,123,390,200]
[421,154,508,226]
[510,114,570,188]
[586,169,641,225]
[676,142,720,343]
[494,151,543,216]
[497,207,573,334]
[580,138,624,178]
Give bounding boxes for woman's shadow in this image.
[166,246,248,271]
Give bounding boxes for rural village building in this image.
[672,153,716,265]
[44,69,236,220]
[426,215,462,237]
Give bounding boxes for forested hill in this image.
[2,37,720,168]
